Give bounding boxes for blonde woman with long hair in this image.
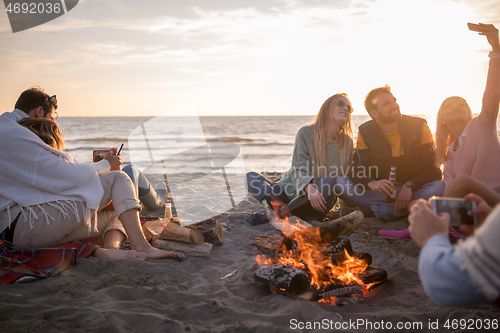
[435,24,500,194]
[246,93,354,221]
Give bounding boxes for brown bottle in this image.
[386,166,397,203]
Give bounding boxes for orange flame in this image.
[254,212,376,298]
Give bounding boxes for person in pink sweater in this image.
[435,23,500,193]
[380,23,500,240]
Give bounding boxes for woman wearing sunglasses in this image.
[434,24,500,196]
[246,93,354,221]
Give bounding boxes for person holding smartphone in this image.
[409,195,500,307]
[434,23,500,192]
[0,88,184,261]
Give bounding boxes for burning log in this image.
[253,265,311,295]
[282,211,364,249]
[355,263,387,285]
[318,210,364,238]
[269,215,312,237]
[319,283,362,299]
[325,238,354,265]
[252,210,387,303]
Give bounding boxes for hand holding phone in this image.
[429,196,478,227]
[93,146,122,171]
[104,149,122,171]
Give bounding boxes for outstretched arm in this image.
[476,23,500,125]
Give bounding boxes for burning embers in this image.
[253,214,387,304]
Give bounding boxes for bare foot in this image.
[138,246,185,260]
[94,248,147,261]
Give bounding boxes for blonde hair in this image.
[435,96,473,167]
[311,93,354,178]
[18,118,65,152]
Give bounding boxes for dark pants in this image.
[122,164,154,197]
[245,171,338,221]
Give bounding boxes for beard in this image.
[378,110,401,123]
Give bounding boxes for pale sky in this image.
[0,0,499,117]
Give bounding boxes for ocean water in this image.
[57,115,499,174]
[57,116,358,174]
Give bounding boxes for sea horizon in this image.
[57,114,498,174]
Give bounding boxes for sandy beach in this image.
[0,172,498,333]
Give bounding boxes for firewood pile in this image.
[143,217,224,259]
[252,211,387,303]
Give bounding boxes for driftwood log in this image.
[318,210,364,238]
[152,238,213,259]
[142,219,205,245]
[251,235,282,255]
[190,218,224,246]
[253,265,311,295]
[160,221,205,245]
[142,219,164,242]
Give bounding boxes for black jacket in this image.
[351,115,442,190]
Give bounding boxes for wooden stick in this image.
[152,238,213,259]
[318,210,364,238]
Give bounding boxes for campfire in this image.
[253,207,387,304]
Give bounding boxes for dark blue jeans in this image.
[245,171,337,221]
[122,164,154,198]
[336,176,445,220]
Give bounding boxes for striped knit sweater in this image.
[455,203,500,302]
[443,53,500,192]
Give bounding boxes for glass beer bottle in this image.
[386,166,397,203]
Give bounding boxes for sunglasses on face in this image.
[47,95,58,110]
[337,99,353,113]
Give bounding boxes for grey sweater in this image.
[276,126,353,201]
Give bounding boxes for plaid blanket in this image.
[0,238,100,284]
[0,218,152,283]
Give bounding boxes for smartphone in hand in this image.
[429,197,478,226]
[93,149,110,162]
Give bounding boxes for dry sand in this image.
[0,173,498,333]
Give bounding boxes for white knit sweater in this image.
[0,110,104,232]
[456,204,500,302]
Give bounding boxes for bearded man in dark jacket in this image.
[336,85,444,220]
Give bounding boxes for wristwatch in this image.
[405,181,416,191]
